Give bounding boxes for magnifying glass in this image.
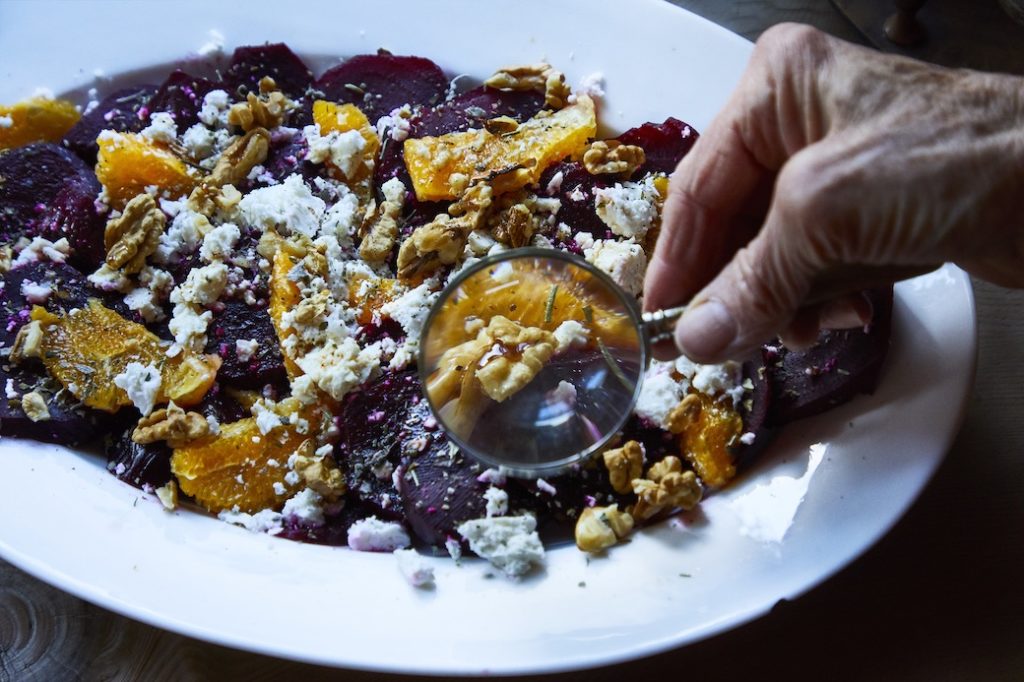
[418,248,685,477]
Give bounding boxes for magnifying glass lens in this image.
[419,249,646,476]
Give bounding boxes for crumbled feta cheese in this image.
[171,262,228,308]
[319,186,361,246]
[546,170,564,195]
[251,399,284,435]
[394,548,436,588]
[235,338,258,362]
[675,356,745,406]
[594,178,659,239]
[13,237,70,268]
[380,281,440,370]
[199,223,240,262]
[457,515,545,578]
[303,124,367,179]
[536,478,557,496]
[206,414,221,435]
[88,263,131,293]
[380,177,407,205]
[282,488,325,526]
[550,380,577,406]
[112,362,162,416]
[445,536,463,562]
[124,287,165,322]
[375,105,413,142]
[553,320,588,353]
[0,115,12,128]
[572,231,595,251]
[476,467,508,486]
[20,280,52,304]
[198,89,231,128]
[634,361,687,428]
[484,486,509,517]
[140,112,177,145]
[4,379,18,400]
[239,174,326,238]
[181,123,216,159]
[294,337,381,401]
[575,72,606,100]
[154,206,210,264]
[740,432,757,445]
[347,516,411,552]
[465,230,498,257]
[584,238,647,296]
[218,507,284,534]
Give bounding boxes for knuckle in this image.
[756,23,827,59]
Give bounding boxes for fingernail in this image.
[675,300,736,360]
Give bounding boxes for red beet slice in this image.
[538,161,610,242]
[0,143,106,268]
[204,300,287,390]
[224,43,313,99]
[616,117,699,177]
[62,85,156,164]
[767,288,894,425]
[106,426,172,489]
[314,52,448,123]
[146,70,220,130]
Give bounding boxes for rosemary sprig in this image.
[544,285,559,323]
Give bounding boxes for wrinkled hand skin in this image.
[645,23,1024,363]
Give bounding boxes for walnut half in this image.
[630,456,702,521]
[396,181,493,280]
[208,127,271,188]
[104,194,165,274]
[583,140,646,176]
[602,440,644,494]
[227,77,292,132]
[133,402,210,448]
[484,63,571,109]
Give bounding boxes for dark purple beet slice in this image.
[145,70,219,130]
[195,383,249,425]
[254,131,315,186]
[62,85,156,164]
[315,52,448,123]
[105,426,172,489]
[767,288,894,425]
[204,300,286,390]
[223,43,313,99]
[399,439,487,549]
[0,363,106,445]
[2,261,99,342]
[505,461,631,529]
[538,161,610,241]
[733,354,776,471]
[0,143,105,268]
[339,371,421,519]
[616,117,699,177]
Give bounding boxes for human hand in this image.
[644,23,1024,363]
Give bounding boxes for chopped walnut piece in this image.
[21,391,50,422]
[397,181,493,280]
[359,196,402,263]
[208,127,270,188]
[155,481,179,510]
[0,245,12,274]
[104,194,165,274]
[583,140,646,176]
[574,504,634,552]
[133,402,210,448]
[10,320,44,364]
[631,456,702,521]
[290,440,347,502]
[484,116,520,135]
[187,183,243,217]
[473,316,557,402]
[665,393,702,434]
[484,63,571,109]
[602,440,644,494]
[491,203,534,247]
[227,79,292,132]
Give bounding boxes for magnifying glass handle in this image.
[641,304,688,344]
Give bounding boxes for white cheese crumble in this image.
[218,507,284,535]
[239,174,326,239]
[20,280,52,304]
[251,399,284,435]
[13,237,70,268]
[154,205,210,264]
[484,486,509,517]
[0,115,13,128]
[140,111,178,145]
[546,170,565,195]
[112,362,162,416]
[294,337,381,401]
[394,548,436,588]
[634,361,687,428]
[235,339,258,362]
[124,287,164,322]
[282,488,324,526]
[553,320,588,353]
[675,355,745,406]
[320,186,361,247]
[199,223,240,262]
[181,123,217,159]
[379,281,440,371]
[88,263,131,293]
[572,231,595,251]
[347,516,411,552]
[457,515,545,578]
[584,238,647,296]
[4,379,17,400]
[375,105,412,142]
[198,89,231,128]
[594,178,659,239]
[303,124,367,179]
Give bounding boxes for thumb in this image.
[673,207,815,363]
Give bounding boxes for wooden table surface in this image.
[3,2,1023,680]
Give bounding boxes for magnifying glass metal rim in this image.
[417,246,650,479]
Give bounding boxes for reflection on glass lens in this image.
[419,249,645,475]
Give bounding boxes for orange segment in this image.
[32,300,219,413]
[404,95,596,201]
[268,249,304,378]
[0,97,81,150]
[347,274,401,325]
[171,417,306,513]
[675,393,742,488]
[96,131,198,208]
[312,100,380,179]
